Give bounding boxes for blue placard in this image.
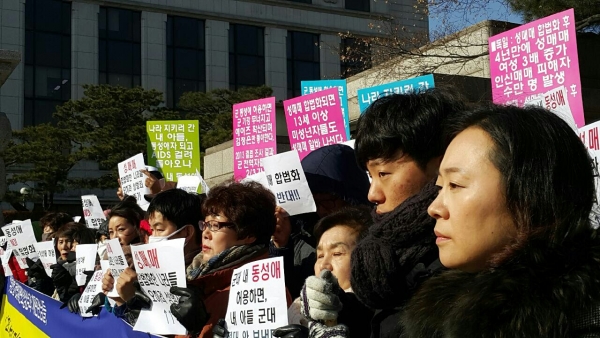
[357,74,435,113]
[301,80,351,139]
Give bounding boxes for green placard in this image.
[147,120,201,182]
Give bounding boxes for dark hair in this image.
[147,189,205,244]
[355,88,466,170]
[73,224,96,245]
[53,222,82,241]
[40,212,73,233]
[202,181,276,245]
[107,196,145,240]
[313,206,373,244]
[446,105,595,265]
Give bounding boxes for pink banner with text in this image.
[233,97,277,180]
[284,88,348,160]
[488,8,584,127]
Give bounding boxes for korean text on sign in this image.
[105,238,129,298]
[225,257,288,338]
[579,121,600,204]
[132,238,187,335]
[233,97,277,180]
[78,270,104,317]
[81,194,106,229]
[261,150,317,216]
[284,88,348,160]
[147,120,200,182]
[118,153,151,208]
[356,74,435,113]
[1,220,39,269]
[301,80,351,139]
[488,8,584,127]
[33,240,57,277]
[75,244,97,286]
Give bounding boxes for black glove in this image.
[86,292,106,316]
[212,318,228,338]
[66,251,77,262]
[50,263,73,290]
[61,293,81,313]
[273,324,309,338]
[170,286,209,336]
[126,290,152,310]
[26,257,49,280]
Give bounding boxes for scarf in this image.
[186,243,265,280]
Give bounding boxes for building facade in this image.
[0,0,428,131]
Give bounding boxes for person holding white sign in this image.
[106,196,147,246]
[39,212,73,241]
[168,181,292,338]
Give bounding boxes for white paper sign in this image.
[81,195,107,229]
[76,244,98,286]
[1,220,39,269]
[78,270,104,317]
[33,239,57,277]
[132,238,187,335]
[177,175,201,193]
[261,150,317,216]
[341,139,355,149]
[105,238,129,298]
[225,256,288,337]
[0,237,13,277]
[118,153,151,208]
[100,260,117,307]
[242,171,270,190]
[197,170,210,194]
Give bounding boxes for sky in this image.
[429,0,524,38]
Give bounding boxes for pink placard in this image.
[284,87,348,160]
[233,97,277,180]
[488,8,584,127]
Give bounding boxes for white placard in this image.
[132,238,187,335]
[543,86,577,132]
[341,139,355,149]
[78,270,104,317]
[177,175,201,194]
[33,239,57,277]
[242,171,270,190]
[197,170,210,194]
[0,237,13,277]
[261,150,317,216]
[1,220,39,269]
[100,260,117,307]
[81,195,107,229]
[105,238,129,298]
[118,153,151,208]
[76,244,98,286]
[225,256,288,337]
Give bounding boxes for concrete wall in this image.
[0,0,25,130]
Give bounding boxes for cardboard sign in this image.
[81,195,106,230]
[357,74,435,113]
[284,88,348,160]
[225,257,288,338]
[488,9,583,127]
[132,238,187,335]
[118,153,151,208]
[75,244,97,286]
[1,220,39,269]
[78,270,104,317]
[302,80,351,139]
[33,239,57,277]
[105,238,129,298]
[147,120,201,182]
[261,151,317,216]
[233,97,277,180]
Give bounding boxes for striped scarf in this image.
[186,243,265,280]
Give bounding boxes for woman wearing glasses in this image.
[171,180,291,338]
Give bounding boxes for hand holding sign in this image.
[170,286,209,335]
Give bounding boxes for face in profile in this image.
[314,225,359,291]
[428,127,517,272]
[201,213,254,264]
[108,216,139,246]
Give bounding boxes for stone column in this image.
[265,27,287,101]
[71,2,99,100]
[320,34,342,79]
[205,20,229,90]
[141,11,167,100]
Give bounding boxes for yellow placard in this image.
[0,295,49,338]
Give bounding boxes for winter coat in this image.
[349,180,443,338]
[401,231,600,337]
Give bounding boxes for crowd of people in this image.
[2,88,600,337]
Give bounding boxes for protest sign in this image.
[147,120,201,182]
[177,175,202,194]
[81,195,106,230]
[0,237,13,277]
[75,244,97,286]
[579,121,600,203]
[284,88,348,160]
[105,238,129,298]
[78,270,104,317]
[33,240,57,277]
[132,238,187,335]
[488,9,583,127]
[241,171,270,190]
[302,80,351,139]
[261,151,316,216]
[118,153,151,209]
[356,74,435,113]
[1,220,39,269]
[99,260,118,307]
[225,256,288,338]
[233,97,277,180]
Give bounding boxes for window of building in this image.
[24,0,71,126]
[99,7,141,88]
[229,24,265,91]
[287,31,320,98]
[166,16,205,108]
[341,37,371,78]
[345,0,370,12]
